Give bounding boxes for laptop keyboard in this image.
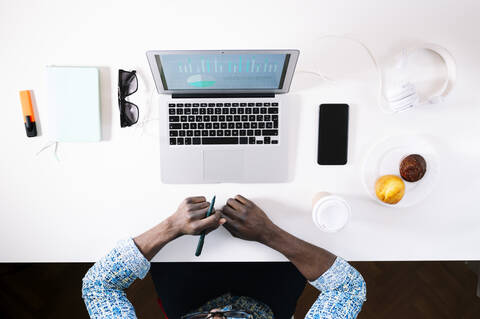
[168,102,279,145]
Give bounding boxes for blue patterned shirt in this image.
[82,239,366,318]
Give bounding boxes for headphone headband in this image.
[397,43,457,105]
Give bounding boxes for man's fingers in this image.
[220,214,235,227]
[191,211,221,232]
[226,198,243,210]
[188,207,216,221]
[184,196,206,204]
[221,215,240,237]
[220,205,241,220]
[189,201,210,211]
[234,195,250,205]
[204,218,226,235]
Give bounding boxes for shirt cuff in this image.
[118,238,151,279]
[309,257,352,292]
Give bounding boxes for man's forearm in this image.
[133,217,180,261]
[260,224,336,281]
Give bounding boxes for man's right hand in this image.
[134,196,225,260]
[220,195,278,244]
[168,196,225,236]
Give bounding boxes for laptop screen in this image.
[154,53,291,91]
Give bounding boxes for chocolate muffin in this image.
[400,154,427,182]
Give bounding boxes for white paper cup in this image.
[312,193,351,232]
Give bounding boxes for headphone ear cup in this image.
[386,82,415,101]
[389,93,418,111]
[386,82,419,111]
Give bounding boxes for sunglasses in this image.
[181,310,253,319]
[118,69,139,127]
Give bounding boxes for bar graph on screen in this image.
[157,53,288,90]
[177,58,280,74]
[174,57,283,88]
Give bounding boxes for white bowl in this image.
[362,135,440,208]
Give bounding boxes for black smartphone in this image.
[317,104,349,165]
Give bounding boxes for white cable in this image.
[135,89,159,137]
[36,141,60,162]
[296,70,337,83]
[300,34,388,112]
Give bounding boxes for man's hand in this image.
[168,196,225,236]
[220,195,336,280]
[134,196,225,260]
[220,195,277,243]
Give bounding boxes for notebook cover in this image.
[46,66,101,142]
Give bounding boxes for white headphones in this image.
[384,43,457,113]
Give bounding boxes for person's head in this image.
[182,310,252,319]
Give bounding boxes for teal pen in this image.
[195,195,216,257]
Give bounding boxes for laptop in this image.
[146,50,300,183]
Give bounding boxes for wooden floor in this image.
[1,261,479,318]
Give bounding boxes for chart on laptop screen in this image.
[155,53,289,90]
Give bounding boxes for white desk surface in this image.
[1,0,480,262]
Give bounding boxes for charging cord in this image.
[36,141,60,162]
[134,88,159,137]
[296,35,387,111]
[296,70,337,84]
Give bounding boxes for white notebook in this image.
[46,66,101,142]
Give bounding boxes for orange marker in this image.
[19,90,37,137]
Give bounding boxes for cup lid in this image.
[312,195,350,232]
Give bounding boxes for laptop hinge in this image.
[172,93,275,99]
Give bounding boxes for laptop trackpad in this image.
[203,150,244,182]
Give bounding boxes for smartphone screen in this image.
[317,104,349,165]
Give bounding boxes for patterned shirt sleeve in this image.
[82,238,150,319]
[306,257,367,319]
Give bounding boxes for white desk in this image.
[1,0,480,262]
